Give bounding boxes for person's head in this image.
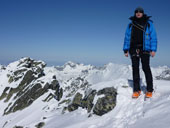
[135,7,144,18]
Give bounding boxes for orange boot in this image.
[132,91,141,98]
[145,92,152,98]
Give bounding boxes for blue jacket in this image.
[123,20,157,52]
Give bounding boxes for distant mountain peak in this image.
[64,61,80,68]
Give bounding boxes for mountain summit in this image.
[0,57,170,128]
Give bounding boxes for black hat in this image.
[135,7,144,13]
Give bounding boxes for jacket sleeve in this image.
[123,23,131,52]
[149,21,158,52]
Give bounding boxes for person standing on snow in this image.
[123,7,157,98]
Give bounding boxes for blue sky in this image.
[0,0,170,66]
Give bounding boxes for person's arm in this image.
[123,23,131,57]
[149,21,158,57]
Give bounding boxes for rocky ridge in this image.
[0,57,169,128]
[0,57,117,128]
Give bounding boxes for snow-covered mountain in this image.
[0,57,170,128]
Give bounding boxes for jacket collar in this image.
[129,14,152,22]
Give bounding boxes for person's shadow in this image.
[128,79,146,92]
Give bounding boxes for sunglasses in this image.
[135,10,144,13]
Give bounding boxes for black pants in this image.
[130,51,153,92]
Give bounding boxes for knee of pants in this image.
[142,65,150,72]
[132,63,139,68]
[132,65,139,71]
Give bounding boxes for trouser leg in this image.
[141,54,153,92]
[131,56,140,92]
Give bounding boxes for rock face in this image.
[35,122,45,128]
[5,83,47,115]
[93,87,117,116]
[67,87,117,116]
[0,57,118,127]
[81,90,97,113]
[68,92,83,111]
[0,57,63,115]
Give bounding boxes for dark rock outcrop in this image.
[0,87,10,100]
[13,126,23,128]
[81,90,97,112]
[35,122,45,128]
[67,87,117,116]
[93,87,117,116]
[68,92,83,111]
[43,80,63,102]
[0,57,117,118]
[0,58,63,115]
[4,83,46,114]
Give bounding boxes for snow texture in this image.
[0,58,170,128]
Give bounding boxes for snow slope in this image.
[0,58,170,128]
[44,65,170,128]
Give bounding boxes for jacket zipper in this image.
[143,23,147,51]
